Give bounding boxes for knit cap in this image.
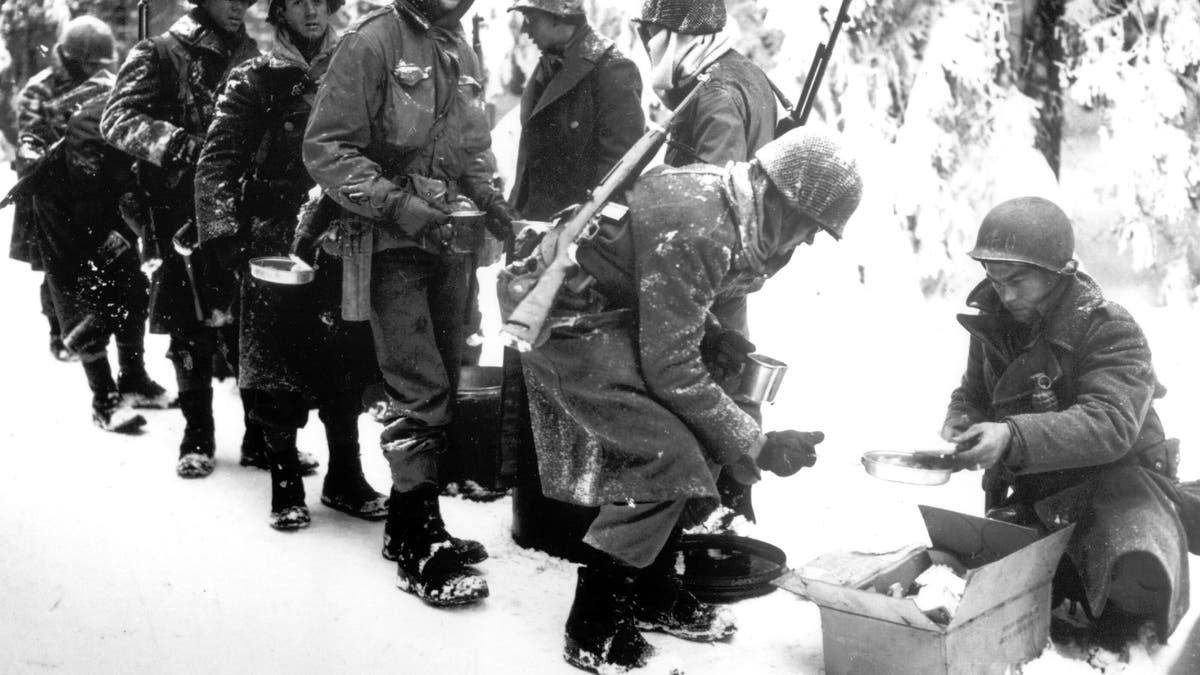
[754,127,863,239]
[636,0,726,35]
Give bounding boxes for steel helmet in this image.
[508,0,585,17]
[635,0,726,35]
[58,15,116,67]
[968,196,1076,274]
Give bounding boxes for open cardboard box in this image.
[775,505,1074,675]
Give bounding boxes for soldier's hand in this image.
[289,231,318,266]
[484,200,519,241]
[949,422,1011,471]
[389,191,451,238]
[940,414,973,442]
[700,325,756,382]
[757,430,823,476]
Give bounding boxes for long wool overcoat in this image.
[100,9,259,334]
[522,166,767,506]
[945,272,1189,633]
[510,23,643,221]
[194,34,377,400]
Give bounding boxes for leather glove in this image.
[389,191,451,238]
[484,199,519,241]
[289,231,318,266]
[757,430,823,476]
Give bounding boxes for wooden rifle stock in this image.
[499,76,710,351]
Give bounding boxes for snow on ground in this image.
[2,189,1200,673]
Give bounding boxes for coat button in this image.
[569,120,579,130]
[284,121,295,132]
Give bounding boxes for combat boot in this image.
[176,388,215,478]
[389,485,488,607]
[116,340,176,408]
[319,410,387,520]
[261,425,310,531]
[631,530,736,641]
[84,358,145,433]
[564,560,654,673]
[382,485,487,564]
[239,390,318,474]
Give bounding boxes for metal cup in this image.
[734,353,788,404]
[447,210,485,254]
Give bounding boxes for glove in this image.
[167,131,203,169]
[289,231,318,266]
[757,430,823,476]
[484,199,519,241]
[388,191,451,238]
[700,322,756,383]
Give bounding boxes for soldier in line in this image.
[195,0,387,531]
[101,0,263,479]
[633,0,782,525]
[302,0,518,607]
[18,16,173,432]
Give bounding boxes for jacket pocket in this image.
[381,59,434,149]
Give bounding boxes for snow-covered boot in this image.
[116,340,176,408]
[239,390,319,474]
[382,485,488,565]
[176,388,215,478]
[390,485,488,607]
[564,561,654,673]
[84,358,146,433]
[320,411,387,520]
[632,531,736,641]
[262,425,310,531]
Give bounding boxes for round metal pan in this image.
[861,451,956,486]
[675,533,787,603]
[249,256,314,285]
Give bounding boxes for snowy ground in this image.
[2,191,1200,672]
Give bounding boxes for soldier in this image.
[16,15,171,432]
[195,0,387,531]
[508,0,644,221]
[101,0,262,479]
[509,128,862,673]
[633,0,782,525]
[302,0,517,607]
[942,196,1191,644]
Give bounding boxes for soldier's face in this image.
[279,0,330,40]
[519,10,571,52]
[983,261,1060,323]
[199,0,253,35]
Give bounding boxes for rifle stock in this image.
[499,76,710,351]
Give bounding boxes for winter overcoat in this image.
[522,165,766,506]
[302,0,501,257]
[100,9,259,334]
[662,49,776,169]
[194,33,377,400]
[945,272,1189,634]
[510,24,643,221]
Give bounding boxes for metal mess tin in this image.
[249,256,314,285]
[735,353,788,404]
[862,451,956,486]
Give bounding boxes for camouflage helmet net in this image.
[636,0,726,35]
[754,127,864,239]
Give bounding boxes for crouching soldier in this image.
[195,0,386,531]
[19,16,171,432]
[101,0,261,478]
[942,196,1191,644]
[506,127,862,673]
[302,0,517,607]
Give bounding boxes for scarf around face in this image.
[272,25,337,68]
[644,28,734,107]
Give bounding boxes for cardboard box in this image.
[775,505,1074,675]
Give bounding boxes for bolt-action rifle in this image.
[498,75,710,352]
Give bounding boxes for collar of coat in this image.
[170,9,257,58]
[959,271,1106,357]
[529,24,616,118]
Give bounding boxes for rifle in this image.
[774,0,852,136]
[0,137,65,209]
[498,76,711,352]
[138,0,150,42]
